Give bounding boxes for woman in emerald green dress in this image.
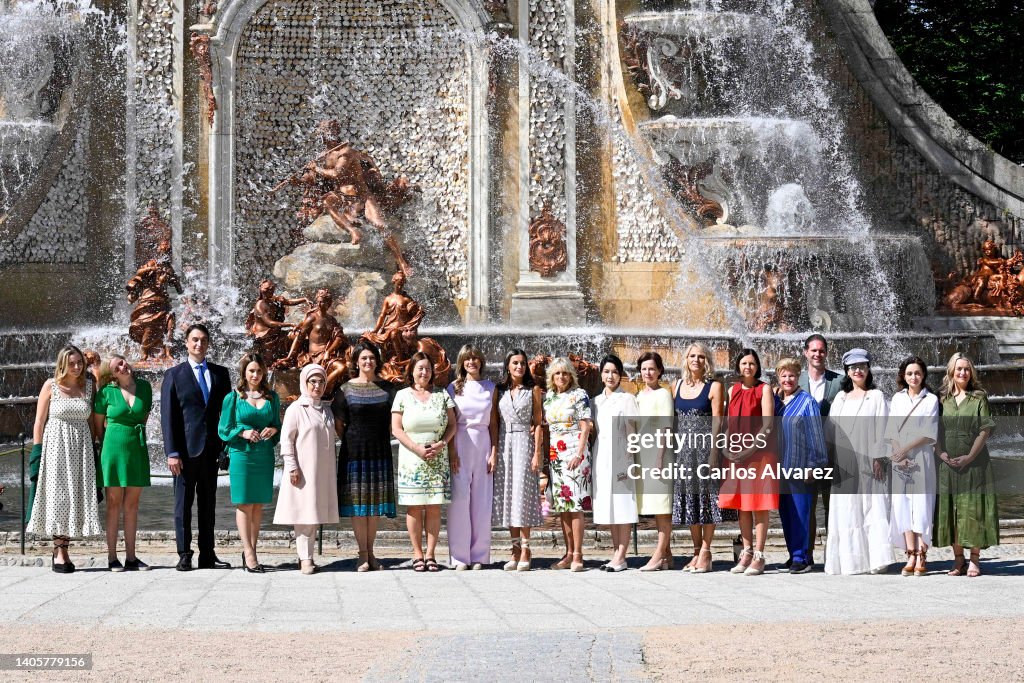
[219,352,282,573]
[93,354,153,571]
[936,353,997,577]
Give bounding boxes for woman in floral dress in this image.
[392,352,458,572]
[543,357,593,572]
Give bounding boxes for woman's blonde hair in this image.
[683,343,715,383]
[98,354,128,387]
[453,344,485,395]
[940,352,986,399]
[774,356,802,377]
[545,356,578,392]
[54,344,87,389]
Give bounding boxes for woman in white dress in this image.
[825,348,894,575]
[28,345,102,573]
[592,355,639,572]
[886,356,939,576]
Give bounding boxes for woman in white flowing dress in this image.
[28,345,102,573]
[592,355,639,572]
[825,348,894,575]
[885,356,939,576]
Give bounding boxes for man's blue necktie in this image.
[196,362,210,404]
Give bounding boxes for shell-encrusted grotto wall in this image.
[129,0,179,238]
[0,116,90,266]
[233,0,471,302]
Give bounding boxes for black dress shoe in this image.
[176,555,194,572]
[198,556,231,569]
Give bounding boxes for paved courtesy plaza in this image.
[1,546,1022,680]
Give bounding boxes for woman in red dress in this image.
[720,348,779,576]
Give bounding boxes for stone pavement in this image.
[2,548,1024,680]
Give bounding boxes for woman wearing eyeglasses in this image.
[824,348,893,575]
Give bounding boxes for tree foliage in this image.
[873,0,1024,164]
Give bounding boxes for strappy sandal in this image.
[52,538,74,574]
[412,558,426,572]
[517,540,532,572]
[504,538,522,571]
[915,549,928,576]
[743,550,766,576]
[901,550,917,577]
[551,553,572,570]
[730,547,753,574]
[967,551,982,578]
[947,554,966,576]
[691,548,713,574]
[682,553,699,573]
[425,557,441,572]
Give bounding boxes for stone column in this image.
[509,0,585,325]
[124,0,186,272]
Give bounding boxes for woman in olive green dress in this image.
[219,353,282,572]
[93,355,153,571]
[936,353,997,577]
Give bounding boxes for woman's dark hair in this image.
[403,351,435,387]
[349,341,382,378]
[733,348,762,379]
[896,355,932,393]
[497,348,536,393]
[840,364,876,393]
[599,354,624,378]
[235,352,273,397]
[636,351,665,378]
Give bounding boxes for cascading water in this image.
[622,0,929,346]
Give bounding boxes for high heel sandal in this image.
[504,538,522,571]
[967,551,982,578]
[744,550,766,576]
[901,550,918,577]
[682,552,699,573]
[368,553,381,571]
[52,539,74,574]
[241,550,265,574]
[517,540,532,572]
[691,548,713,574]
[552,553,572,570]
[948,554,966,576]
[356,551,371,573]
[570,552,585,572]
[730,547,753,574]
[915,549,928,576]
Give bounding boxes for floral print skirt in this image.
[548,428,592,513]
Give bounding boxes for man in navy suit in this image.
[797,333,843,568]
[161,323,232,570]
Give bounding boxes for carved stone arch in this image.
[205,0,492,321]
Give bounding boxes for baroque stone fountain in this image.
[1,0,1022,451]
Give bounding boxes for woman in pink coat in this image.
[273,364,340,574]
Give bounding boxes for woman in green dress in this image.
[92,354,152,572]
[936,352,997,577]
[218,352,282,573]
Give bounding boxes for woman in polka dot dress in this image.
[28,345,102,573]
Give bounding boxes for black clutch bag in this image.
[217,449,230,472]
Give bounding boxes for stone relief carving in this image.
[662,155,725,225]
[189,33,216,126]
[621,26,685,112]
[528,205,567,277]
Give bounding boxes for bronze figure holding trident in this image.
[271,119,416,277]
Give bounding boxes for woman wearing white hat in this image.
[824,348,894,575]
